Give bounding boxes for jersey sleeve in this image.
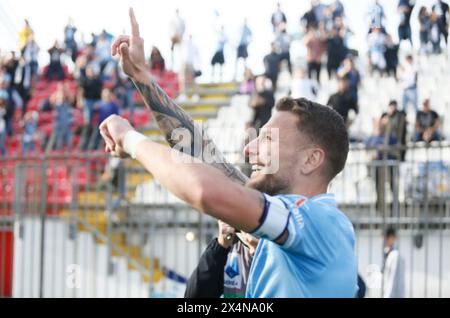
[248,194,291,242]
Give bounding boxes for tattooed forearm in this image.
[132,78,249,185]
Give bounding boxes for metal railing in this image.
[1,141,450,297]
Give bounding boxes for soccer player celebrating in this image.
[100,8,357,297]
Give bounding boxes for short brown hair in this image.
[275,97,349,181]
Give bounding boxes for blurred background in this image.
[0,0,450,298]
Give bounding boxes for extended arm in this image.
[111,8,248,184]
[130,73,248,184]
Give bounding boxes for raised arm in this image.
[98,115,289,245]
[112,8,248,184]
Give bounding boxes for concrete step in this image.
[77,190,135,205]
[185,88,238,97]
[127,173,153,187]
[178,99,229,108]
[197,82,239,89]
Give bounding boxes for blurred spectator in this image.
[384,35,400,79]
[368,27,387,74]
[0,72,22,137]
[235,19,252,79]
[101,157,126,210]
[290,68,318,100]
[21,35,40,83]
[169,9,186,66]
[367,0,385,30]
[337,57,361,106]
[430,10,443,53]
[0,90,7,156]
[263,43,281,91]
[3,51,19,85]
[239,68,255,95]
[322,5,335,33]
[397,0,415,47]
[274,23,292,74]
[95,32,113,74]
[184,220,256,298]
[327,77,358,127]
[304,25,326,84]
[21,111,38,156]
[93,88,119,149]
[149,46,166,74]
[14,57,32,116]
[382,227,405,298]
[418,7,432,54]
[380,100,407,161]
[400,55,418,112]
[249,76,274,130]
[366,117,399,213]
[326,27,347,79]
[312,0,327,25]
[431,0,449,49]
[211,26,228,81]
[78,64,102,125]
[331,0,345,20]
[45,41,66,81]
[64,18,78,63]
[64,18,78,62]
[111,66,135,123]
[18,19,34,51]
[414,99,441,142]
[53,91,73,150]
[301,2,319,31]
[334,16,353,47]
[178,35,200,101]
[271,2,287,32]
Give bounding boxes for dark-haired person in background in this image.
[327,77,358,129]
[397,0,415,47]
[414,98,441,142]
[184,221,257,298]
[382,227,405,298]
[432,0,449,48]
[249,75,275,131]
[263,43,281,91]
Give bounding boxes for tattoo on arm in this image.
[132,79,249,184]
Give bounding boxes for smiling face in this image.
[244,98,349,196]
[244,111,301,195]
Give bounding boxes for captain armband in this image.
[250,194,290,241]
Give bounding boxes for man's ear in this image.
[300,148,325,175]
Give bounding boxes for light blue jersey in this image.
[246,193,358,298]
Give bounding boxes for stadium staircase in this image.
[0,64,240,296]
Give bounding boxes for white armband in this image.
[250,194,290,241]
[123,130,148,159]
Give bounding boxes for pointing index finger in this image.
[129,7,140,37]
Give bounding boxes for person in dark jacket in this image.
[78,64,102,125]
[327,77,357,127]
[326,27,347,79]
[78,64,102,150]
[249,75,275,130]
[384,35,399,79]
[263,43,280,91]
[46,41,66,81]
[149,46,166,74]
[432,0,449,47]
[184,221,257,298]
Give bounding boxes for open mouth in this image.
[250,164,266,177]
[251,164,264,172]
